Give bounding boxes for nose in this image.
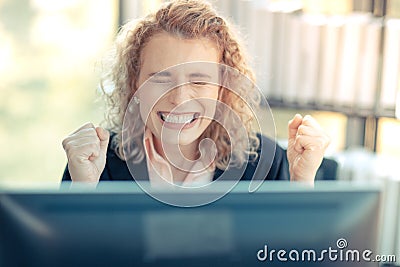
[167,84,192,106]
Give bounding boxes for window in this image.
[0,0,118,182]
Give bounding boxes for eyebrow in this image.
[188,73,212,79]
[148,71,171,78]
[148,71,212,79]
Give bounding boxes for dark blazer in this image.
[62,134,290,182]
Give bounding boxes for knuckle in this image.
[302,117,310,124]
[63,143,70,151]
[81,127,97,136]
[88,142,100,151]
[73,127,97,138]
[298,125,306,135]
[316,136,329,150]
[84,122,94,128]
[89,127,98,135]
[303,115,313,121]
[62,139,67,149]
[62,140,72,152]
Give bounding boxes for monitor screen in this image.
[0,181,382,267]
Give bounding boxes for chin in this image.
[159,129,202,146]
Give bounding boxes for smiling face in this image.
[136,32,221,146]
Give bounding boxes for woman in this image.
[61,0,330,187]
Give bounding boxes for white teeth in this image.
[160,113,195,124]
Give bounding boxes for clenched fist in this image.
[287,114,330,183]
[62,123,110,182]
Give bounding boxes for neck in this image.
[153,136,200,164]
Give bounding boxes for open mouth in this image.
[157,111,200,124]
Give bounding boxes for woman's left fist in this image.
[286,114,331,184]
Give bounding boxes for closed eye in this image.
[151,79,172,84]
[189,72,212,86]
[148,71,172,84]
[191,81,208,86]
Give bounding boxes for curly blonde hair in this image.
[101,0,261,170]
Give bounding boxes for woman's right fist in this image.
[62,123,110,182]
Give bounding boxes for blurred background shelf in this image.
[267,97,396,118]
[201,0,400,153]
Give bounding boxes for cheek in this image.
[139,89,166,109]
[205,86,220,99]
[136,80,171,113]
[193,86,220,109]
[137,91,169,124]
[138,99,159,127]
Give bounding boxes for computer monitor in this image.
[379,177,400,266]
[0,181,382,267]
